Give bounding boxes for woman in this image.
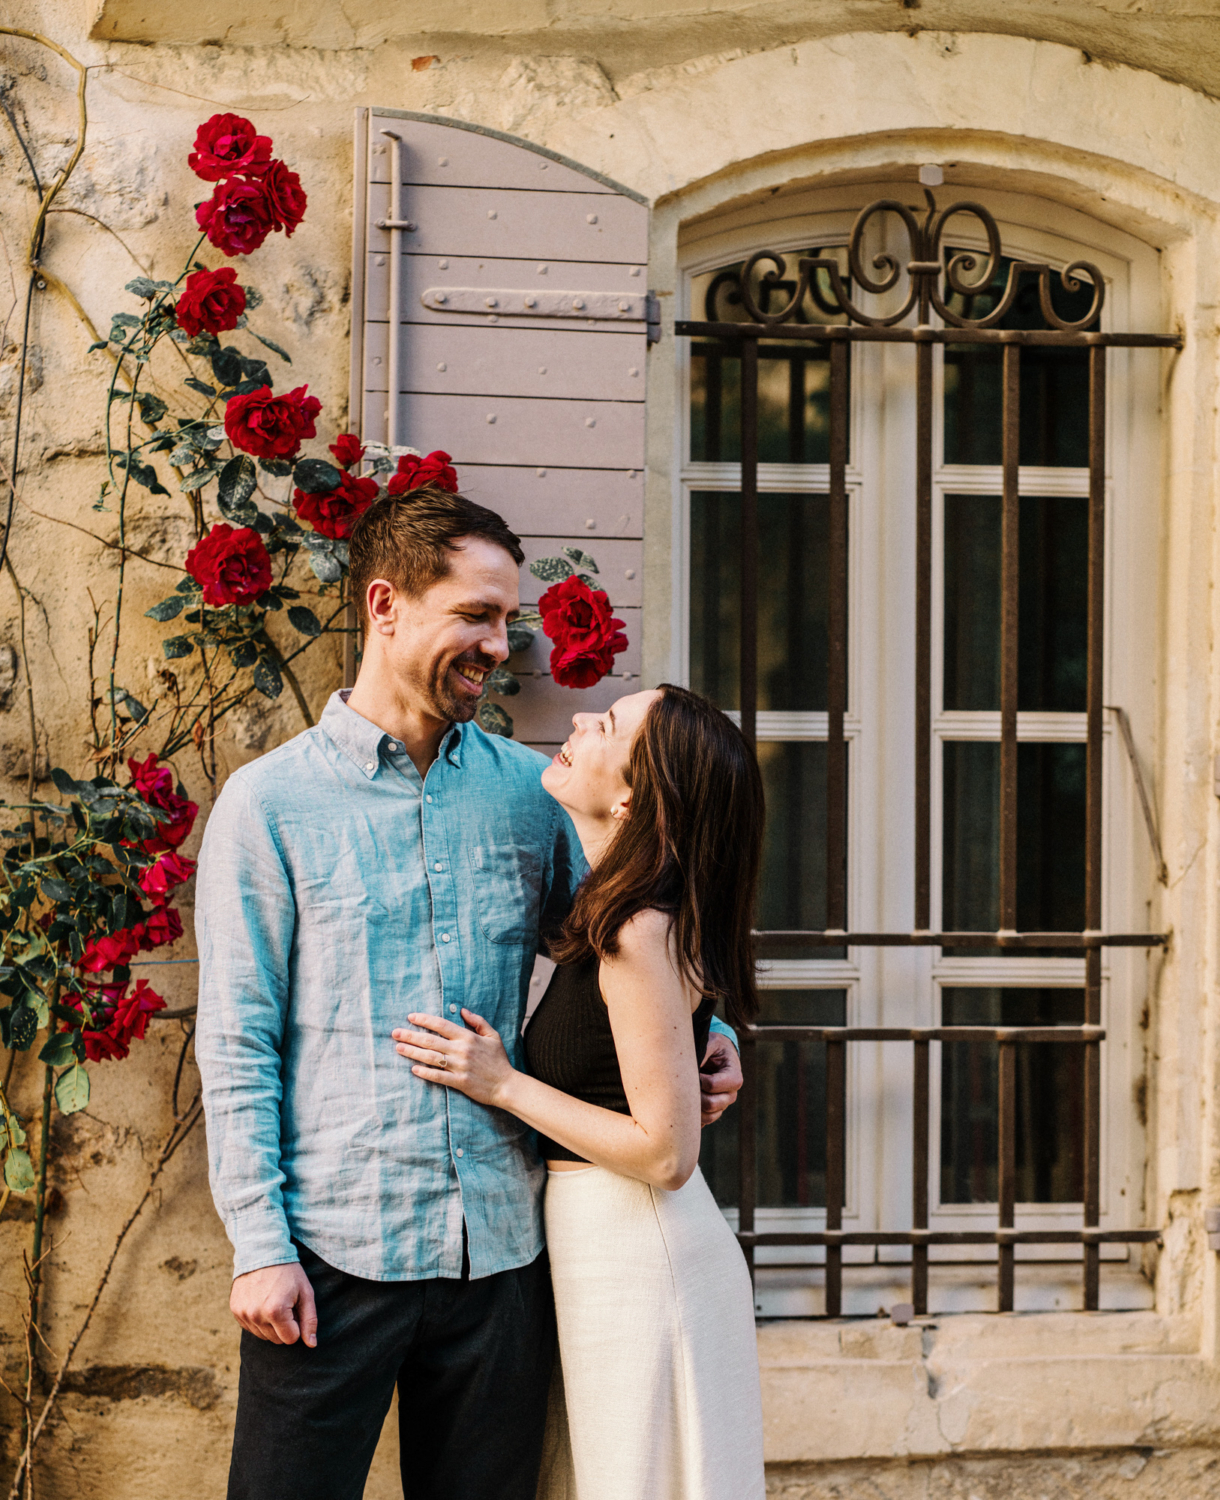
[392,685,766,1499]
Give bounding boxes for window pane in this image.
[941,742,1086,948]
[943,494,1088,712]
[690,491,833,712]
[757,741,845,960]
[702,989,848,1210]
[689,250,849,465]
[942,255,1097,467]
[940,988,1085,1204]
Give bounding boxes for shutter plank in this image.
[364,322,646,403]
[497,673,638,746]
[367,184,647,264]
[369,118,618,195]
[376,393,644,467]
[460,466,642,538]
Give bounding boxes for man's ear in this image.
[366,579,396,634]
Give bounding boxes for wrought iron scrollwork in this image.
[731,187,1104,331]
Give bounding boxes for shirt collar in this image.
[319,690,465,778]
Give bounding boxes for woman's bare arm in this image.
[393,910,704,1191]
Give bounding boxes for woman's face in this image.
[541,689,661,825]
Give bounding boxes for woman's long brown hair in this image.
[550,684,765,1028]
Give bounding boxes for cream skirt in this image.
[536,1164,765,1500]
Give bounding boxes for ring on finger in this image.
[435,1051,448,1070]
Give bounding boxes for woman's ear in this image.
[610,791,632,822]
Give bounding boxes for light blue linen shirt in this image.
[194,689,583,1282]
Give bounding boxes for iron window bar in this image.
[677,184,1182,1316]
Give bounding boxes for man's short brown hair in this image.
[347,483,524,621]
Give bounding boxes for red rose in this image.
[196,177,277,257]
[127,753,198,853]
[138,905,184,951]
[386,450,458,496]
[79,928,142,974]
[139,851,197,902]
[71,978,166,1063]
[186,523,273,608]
[261,159,307,237]
[294,471,380,540]
[225,384,321,460]
[329,434,366,470]
[188,113,273,182]
[175,267,247,338]
[537,575,628,689]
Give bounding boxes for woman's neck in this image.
[564,807,618,870]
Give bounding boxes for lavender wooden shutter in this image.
[351,109,650,752]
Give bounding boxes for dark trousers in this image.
[228,1243,555,1500]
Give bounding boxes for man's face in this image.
[372,537,521,724]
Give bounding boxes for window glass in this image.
[941,742,1086,949]
[702,989,848,1210]
[942,255,1098,467]
[756,741,845,960]
[690,250,849,464]
[940,987,1085,1204]
[943,494,1088,712]
[689,491,833,713]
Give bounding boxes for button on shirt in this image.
[194,690,583,1282]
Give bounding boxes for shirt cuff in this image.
[708,1015,739,1051]
[226,1204,300,1280]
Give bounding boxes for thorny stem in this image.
[28,1056,54,1332]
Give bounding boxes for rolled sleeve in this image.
[194,776,298,1279]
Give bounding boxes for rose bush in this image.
[188,113,273,181]
[175,266,246,337]
[224,384,321,459]
[185,523,274,606]
[294,470,380,539]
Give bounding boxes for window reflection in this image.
[940,988,1085,1204]
[942,255,1099,468]
[943,494,1088,712]
[702,989,848,1210]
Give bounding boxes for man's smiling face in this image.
[380,535,521,725]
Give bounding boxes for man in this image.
[195,484,743,1500]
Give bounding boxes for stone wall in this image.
[3,1,1220,1494]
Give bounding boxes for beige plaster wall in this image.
[1,3,1220,1495]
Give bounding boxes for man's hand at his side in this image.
[700,1032,743,1126]
[230,1262,318,1347]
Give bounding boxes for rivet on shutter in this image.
[537,263,548,274]
[619,301,630,312]
[373,356,382,366]
[488,314,499,323]
[625,569,636,580]
[488,209,498,219]
[438,156,448,166]
[629,367,640,377]
[437,362,447,372]
[585,519,596,530]
[538,366,547,375]
[485,297,499,308]
[585,418,596,429]
[487,414,497,424]
[438,258,449,269]
[630,267,642,277]
[434,292,448,304]
[537,468,547,477]
[539,161,548,170]
[626,472,637,480]
[573,299,585,310]
[586,214,598,224]
[524,296,537,308]
[376,255,387,267]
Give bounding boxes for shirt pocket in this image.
[468,843,543,946]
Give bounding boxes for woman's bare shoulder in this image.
[610,907,675,959]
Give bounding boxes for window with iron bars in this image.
[676,183,1176,1318]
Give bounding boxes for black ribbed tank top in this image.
[524,954,716,1163]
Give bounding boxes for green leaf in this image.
[253,657,283,700]
[51,767,79,797]
[475,700,513,738]
[4,1147,35,1194]
[112,312,142,328]
[516,611,543,629]
[163,636,195,660]
[9,1004,37,1051]
[250,330,291,363]
[146,594,186,622]
[506,622,536,654]
[39,1032,76,1067]
[229,641,259,669]
[125,276,161,300]
[55,1064,91,1116]
[136,392,168,424]
[88,339,108,353]
[41,878,72,902]
[292,458,342,494]
[529,556,574,583]
[487,667,520,696]
[242,286,264,309]
[180,466,219,493]
[210,345,246,388]
[118,456,170,496]
[308,551,342,584]
[184,377,217,398]
[561,547,600,573]
[287,606,322,637]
